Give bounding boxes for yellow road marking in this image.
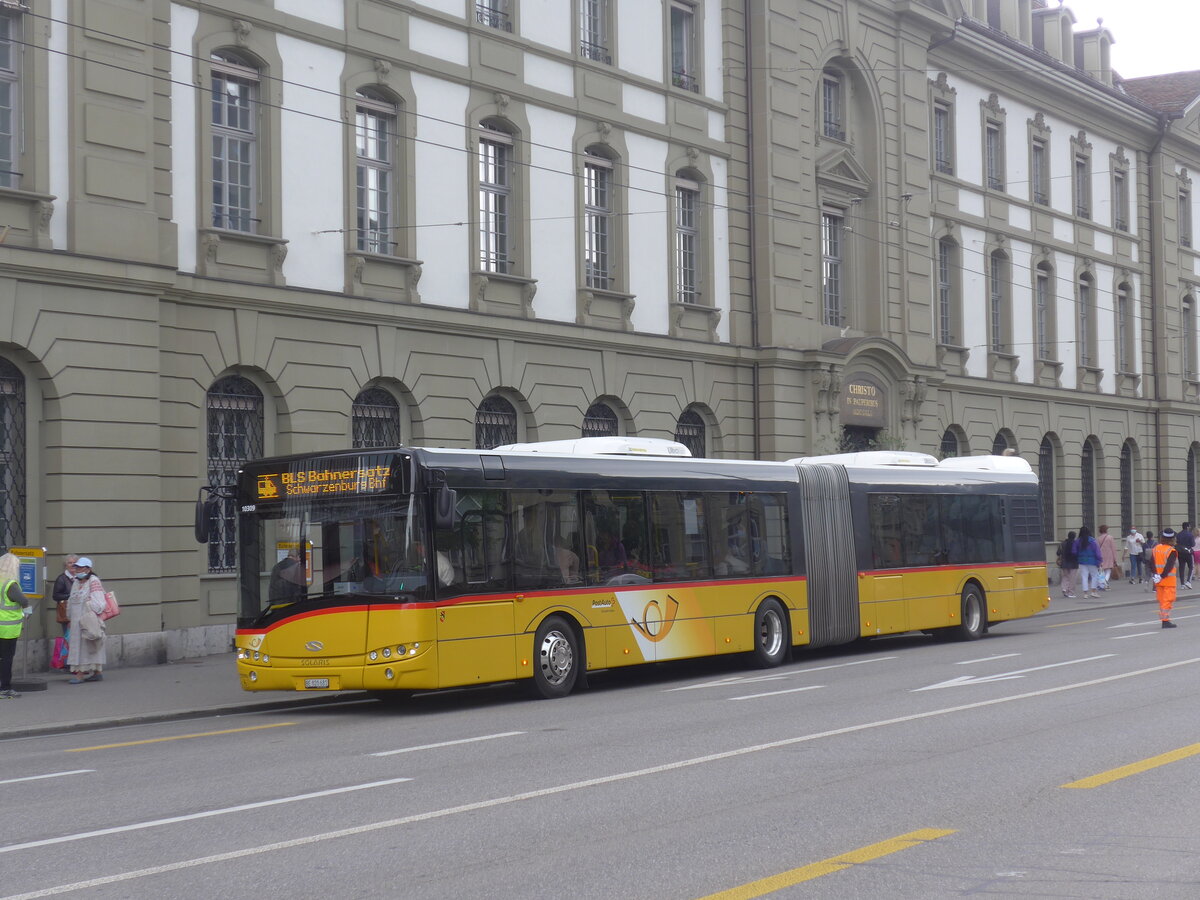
[1043,618,1105,628]
[697,828,956,899]
[66,722,296,752]
[1062,742,1200,789]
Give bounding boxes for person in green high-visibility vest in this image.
[0,552,34,699]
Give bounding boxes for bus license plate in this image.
[304,678,330,689]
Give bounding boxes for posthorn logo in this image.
[305,641,325,652]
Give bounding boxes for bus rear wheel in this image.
[952,585,987,641]
[752,598,789,667]
[531,615,579,699]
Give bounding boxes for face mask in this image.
[76,571,90,580]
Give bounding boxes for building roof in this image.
[1120,71,1200,116]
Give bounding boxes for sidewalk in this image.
[0,574,1179,740]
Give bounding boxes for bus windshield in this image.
[239,494,430,625]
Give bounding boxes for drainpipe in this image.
[1149,113,1171,526]
[744,0,761,460]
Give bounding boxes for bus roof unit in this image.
[493,437,692,457]
[789,450,940,468]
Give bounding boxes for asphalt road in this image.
[4,602,1199,899]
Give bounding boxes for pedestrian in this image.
[1075,526,1102,599]
[0,552,34,698]
[1125,527,1145,583]
[51,553,79,636]
[1151,528,1180,628]
[1057,531,1079,598]
[1177,522,1195,588]
[66,557,107,683]
[1143,532,1157,593]
[1097,525,1116,590]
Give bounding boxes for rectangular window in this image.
[669,2,697,92]
[937,239,954,344]
[579,0,610,64]
[989,255,1007,352]
[512,490,584,590]
[1073,155,1090,218]
[985,123,1004,191]
[675,179,699,303]
[821,211,843,326]
[1113,171,1128,231]
[478,128,512,273]
[1031,139,1048,205]
[650,492,710,582]
[583,155,612,289]
[822,73,844,141]
[476,0,513,32]
[1035,270,1050,359]
[583,491,647,584]
[0,13,19,189]
[933,103,953,175]
[1185,301,1196,380]
[1181,189,1192,248]
[211,62,257,232]
[1078,279,1092,367]
[355,101,394,255]
[1116,286,1130,372]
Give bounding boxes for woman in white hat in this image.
[66,557,107,683]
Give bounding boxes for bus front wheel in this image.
[531,615,579,699]
[953,585,987,641]
[752,598,789,667]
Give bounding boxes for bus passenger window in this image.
[583,491,648,585]
[512,490,582,589]
[869,495,904,568]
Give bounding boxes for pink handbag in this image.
[51,636,68,669]
[99,590,120,621]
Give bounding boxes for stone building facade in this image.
[2,0,1200,663]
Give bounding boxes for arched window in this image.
[674,408,705,457]
[1120,441,1135,538]
[1081,439,1097,533]
[355,88,398,255]
[1039,436,1055,539]
[939,428,959,459]
[991,431,1010,456]
[352,387,401,449]
[0,358,26,550]
[475,395,517,449]
[210,50,260,232]
[206,375,264,572]
[582,403,618,438]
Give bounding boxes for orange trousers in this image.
[1156,582,1176,621]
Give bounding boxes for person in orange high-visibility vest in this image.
[1152,528,1179,629]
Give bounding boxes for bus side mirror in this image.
[194,490,221,544]
[434,486,457,531]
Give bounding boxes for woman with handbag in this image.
[52,553,78,636]
[66,557,107,684]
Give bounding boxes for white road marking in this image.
[728,685,824,701]
[0,778,412,854]
[666,656,896,691]
[370,731,524,757]
[1109,611,1200,629]
[913,655,1115,691]
[0,770,94,786]
[5,656,1198,899]
[956,653,1020,665]
[1112,631,1165,639]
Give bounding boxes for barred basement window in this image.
[1120,441,1134,539]
[206,376,263,573]
[582,403,618,438]
[352,388,402,449]
[674,409,705,457]
[475,396,517,449]
[939,428,959,459]
[0,358,26,550]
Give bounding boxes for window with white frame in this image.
[211,52,258,232]
[1116,284,1133,373]
[675,174,700,304]
[1035,263,1055,360]
[985,121,1004,191]
[579,0,611,64]
[478,122,513,274]
[355,90,396,255]
[1031,138,1048,205]
[476,0,513,32]
[989,251,1010,353]
[1113,169,1128,232]
[822,70,844,141]
[669,1,697,92]
[1078,274,1094,368]
[1180,186,1192,248]
[1073,152,1091,219]
[583,150,614,289]
[937,237,958,345]
[1184,296,1197,380]
[821,211,844,326]
[0,11,21,190]
[933,101,953,175]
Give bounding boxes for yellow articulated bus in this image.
[195,440,1049,700]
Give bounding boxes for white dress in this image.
[66,574,107,673]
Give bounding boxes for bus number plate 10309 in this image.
[304,678,330,689]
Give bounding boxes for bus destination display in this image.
[254,463,392,501]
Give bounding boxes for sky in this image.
[1062,0,1200,79]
